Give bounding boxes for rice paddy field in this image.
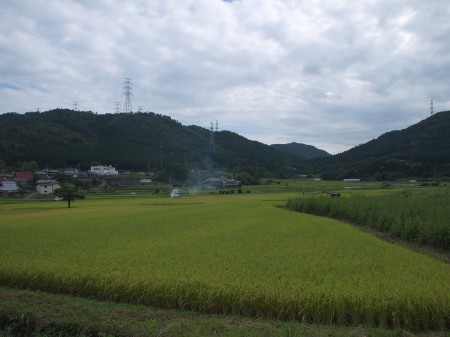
[1,181,450,331]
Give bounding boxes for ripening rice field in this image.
[287,192,450,250]
[1,193,449,330]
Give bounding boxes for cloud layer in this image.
[1,0,449,153]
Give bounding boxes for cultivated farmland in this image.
[1,190,449,331]
[287,192,450,250]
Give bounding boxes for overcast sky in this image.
[1,0,449,154]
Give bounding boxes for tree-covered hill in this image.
[0,109,305,178]
[270,142,331,159]
[1,109,448,180]
[312,110,450,180]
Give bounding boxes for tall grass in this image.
[286,193,450,250]
[1,194,449,330]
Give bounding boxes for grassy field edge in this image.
[1,287,449,337]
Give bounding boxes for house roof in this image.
[15,172,33,180]
[0,180,20,192]
[202,177,227,183]
[36,179,60,186]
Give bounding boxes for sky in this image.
[1,0,449,154]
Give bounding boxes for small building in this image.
[201,177,226,190]
[14,171,34,188]
[14,172,33,181]
[222,179,241,188]
[63,168,79,176]
[34,171,50,179]
[89,165,118,176]
[200,177,241,189]
[0,180,20,195]
[139,178,152,185]
[36,180,61,195]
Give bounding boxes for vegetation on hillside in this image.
[312,111,450,180]
[0,109,306,181]
[270,142,331,159]
[0,109,449,181]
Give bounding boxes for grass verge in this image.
[1,287,449,337]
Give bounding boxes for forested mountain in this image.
[0,109,306,180]
[1,109,448,181]
[270,142,331,159]
[311,110,450,180]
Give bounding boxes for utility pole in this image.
[160,145,163,169]
[430,99,434,116]
[123,78,133,113]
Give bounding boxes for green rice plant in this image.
[286,193,450,250]
[1,194,450,330]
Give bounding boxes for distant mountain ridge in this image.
[0,109,306,179]
[270,142,331,160]
[312,110,450,180]
[0,109,448,180]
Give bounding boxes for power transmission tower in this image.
[138,106,143,113]
[114,102,121,114]
[123,78,133,113]
[430,99,434,116]
[215,120,219,132]
[73,101,79,111]
[209,122,215,154]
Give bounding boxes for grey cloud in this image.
[1,0,449,154]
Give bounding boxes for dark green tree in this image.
[156,162,189,182]
[54,183,85,208]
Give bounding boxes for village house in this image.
[200,177,241,190]
[13,171,34,188]
[139,178,152,185]
[36,179,61,195]
[89,165,118,176]
[0,180,20,196]
[14,171,33,181]
[63,168,79,176]
[34,171,51,180]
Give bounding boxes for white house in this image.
[36,180,61,195]
[89,165,118,176]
